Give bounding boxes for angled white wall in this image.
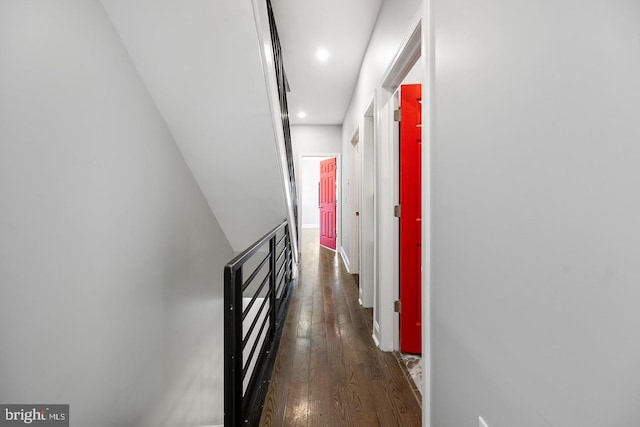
[100,0,289,252]
[430,0,640,425]
[0,1,232,425]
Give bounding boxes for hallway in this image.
[259,230,422,426]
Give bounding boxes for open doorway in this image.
[319,157,337,250]
[298,154,340,253]
[350,131,361,276]
[352,100,375,309]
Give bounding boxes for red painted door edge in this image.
[399,84,422,354]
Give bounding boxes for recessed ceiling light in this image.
[316,48,330,62]
[297,111,307,119]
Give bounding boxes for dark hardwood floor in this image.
[259,230,422,426]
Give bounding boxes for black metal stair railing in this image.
[224,220,293,426]
[224,3,299,425]
[266,0,298,236]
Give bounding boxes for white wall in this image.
[291,125,342,174]
[0,2,233,426]
[430,0,640,425]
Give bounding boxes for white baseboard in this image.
[373,320,381,347]
[339,247,351,272]
[372,332,381,348]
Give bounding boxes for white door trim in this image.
[359,97,375,309]
[422,2,434,423]
[350,129,361,275]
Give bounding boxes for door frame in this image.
[297,153,341,253]
[421,3,433,425]
[359,98,375,308]
[350,129,361,274]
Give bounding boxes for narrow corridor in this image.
[259,230,422,426]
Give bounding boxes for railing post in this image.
[224,266,243,426]
[269,235,277,341]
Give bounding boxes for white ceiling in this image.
[271,0,383,125]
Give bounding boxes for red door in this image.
[319,158,337,250]
[400,84,422,354]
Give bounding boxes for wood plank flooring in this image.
[259,230,422,426]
